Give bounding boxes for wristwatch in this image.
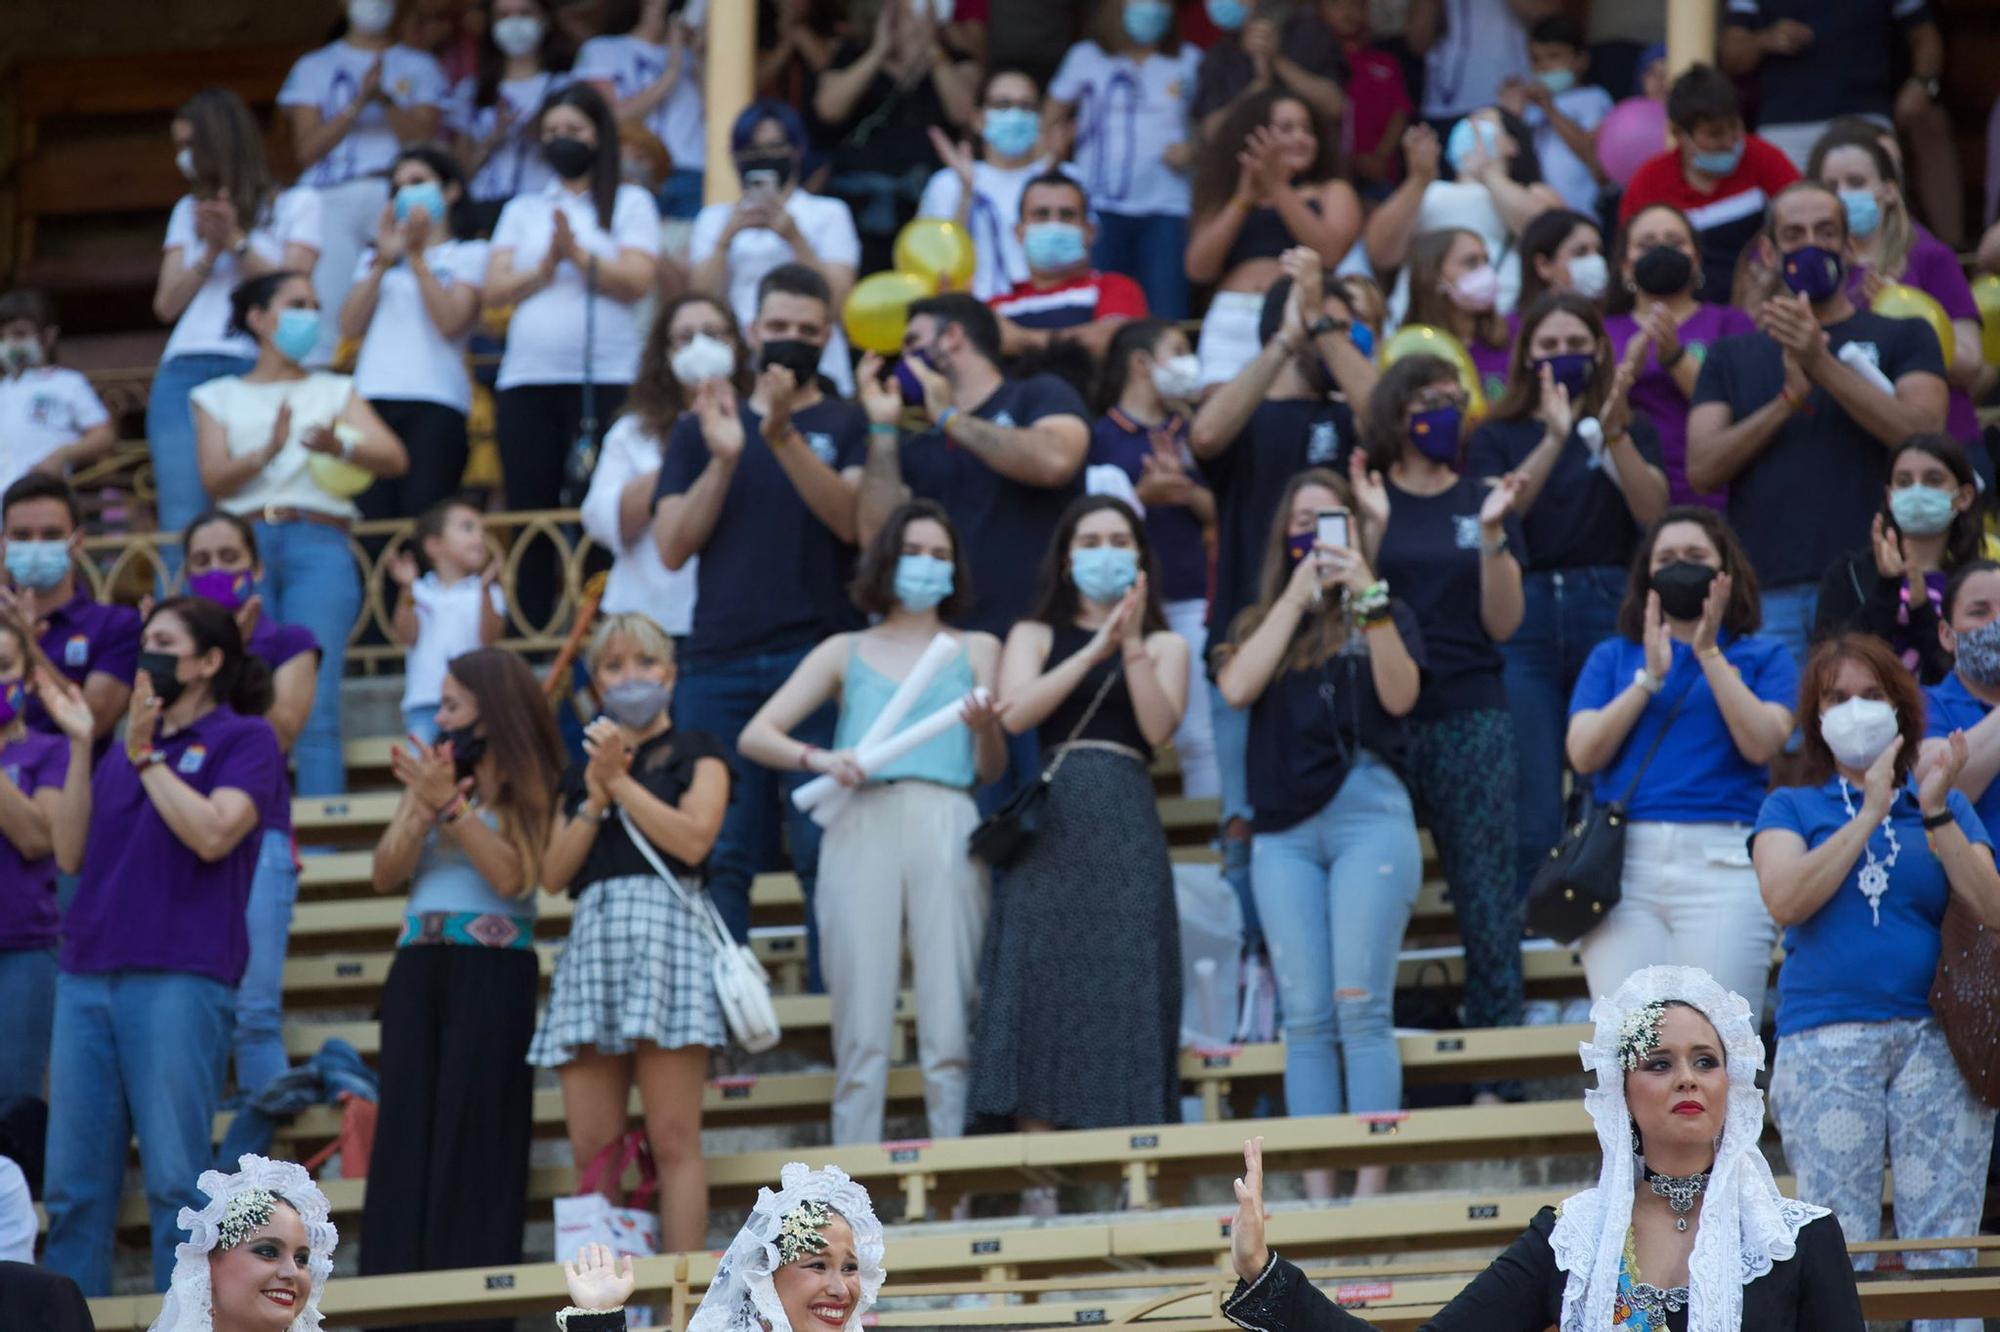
[1633,667,1662,695]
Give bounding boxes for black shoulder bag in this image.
[1526,682,1690,945]
[968,665,1121,869]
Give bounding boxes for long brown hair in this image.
[446,648,565,887]
[1795,633,1926,788]
[1190,89,1342,222]
[1490,291,1613,422]
[1224,468,1356,672]
[1615,507,1763,641]
[624,294,752,443]
[1405,228,1508,352]
[178,88,276,229]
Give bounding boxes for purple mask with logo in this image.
[1780,245,1845,304]
[1286,531,1317,567]
[1409,406,1463,464]
[189,569,252,611]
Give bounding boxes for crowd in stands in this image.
[7,0,2000,1322]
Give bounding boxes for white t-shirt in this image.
[0,367,110,494]
[278,41,452,189]
[581,412,697,635]
[916,160,1086,302]
[1527,85,1615,214]
[187,372,362,520]
[160,188,324,362]
[403,571,505,709]
[1385,179,1523,330]
[351,237,490,412]
[0,1156,32,1264]
[1048,41,1200,218]
[1420,0,1532,119]
[687,191,861,395]
[491,182,663,389]
[573,34,706,171]
[447,71,571,204]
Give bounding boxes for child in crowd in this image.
[1509,17,1614,216]
[1322,0,1412,198]
[389,496,505,741]
[0,292,115,499]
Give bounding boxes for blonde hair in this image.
[585,612,676,674]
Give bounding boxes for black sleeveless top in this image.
[1037,622,1152,757]
[1223,195,1323,270]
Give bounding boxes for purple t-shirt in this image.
[1607,302,1757,510]
[25,588,139,742]
[245,615,317,836]
[60,705,285,986]
[1846,225,1981,447]
[1470,340,1510,406]
[0,730,71,950]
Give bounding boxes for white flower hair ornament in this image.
[149,1154,339,1332]
[688,1163,886,1332]
[1548,966,1825,1332]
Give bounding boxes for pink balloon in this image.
[1597,97,1669,189]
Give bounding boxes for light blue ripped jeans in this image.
[1249,752,1422,1117]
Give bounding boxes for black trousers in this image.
[359,399,471,522]
[359,944,537,1332]
[494,382,628,630]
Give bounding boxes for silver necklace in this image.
[1643,1164,1709,1232]
[1837,777,1898,926]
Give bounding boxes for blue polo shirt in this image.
[1923,671,1999,832]
[1752,777,1988,1037]
[1569,631,1796,824]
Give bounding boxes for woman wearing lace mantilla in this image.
[1220,966,1865,1331]
[689,1162,887,1332]
[150,1154,637,1332]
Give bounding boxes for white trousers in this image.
[817,781,989,1144]
[307,175,391,367]
[1577,819,1778,1027]
[1165,597,1218,799]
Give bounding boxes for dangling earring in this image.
[1629,1115,1644,1158]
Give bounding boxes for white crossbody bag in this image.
[617,808,781,1053]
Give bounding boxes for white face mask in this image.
[1566,252,1610,300]
[670,333,735,386]
[175,146,198,181]
[1150,353,1201,402]
[1819,696,1901,770]
[491,15,545,57]
[347,0,396,36]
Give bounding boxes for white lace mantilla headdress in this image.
[149,1154,339,1332]
[1547,966,1825,1332]
[688,1163,886,1332]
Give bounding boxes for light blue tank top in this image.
[408,812,538,920]
[834,643,977,789]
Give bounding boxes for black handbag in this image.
[969,665,1120,869]
[1526,683,1689,944]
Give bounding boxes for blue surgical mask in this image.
[273,308,320,364]
[1779,245,1845,304]
[394,181,447,226]
[5,539,70,592]
[1534,68,1577,95]
[1840,188,1881,238]
[893,553,955,612]
[1070,545,1139,603]
[1122,0,1172,45]
[1889,483,1957,537]
[1205,0,1248,30]
[1535,352,1596,398]
[1689,142,1743,177]
[1446,117,1503,175]
[1022,221,1088,272]
[982,107,1041,159]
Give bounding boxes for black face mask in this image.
[438,722,487,781]
[542,135,597,181]
[1633,245,1695,296]
[138,650,188,709]
[758,339,823,382]
[1650,560,1718,621]
[735,150,796,189]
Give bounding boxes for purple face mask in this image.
[892,359,927,407]
[0,679,25,727]
[189,568,252,611]
[1408,406,1463,464]
[1286,530,1317,567]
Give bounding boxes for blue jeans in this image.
[1092,210,1190,321]
[147,354,254,580]
[253,520,359,796]
[1209,677,1260,944]
[1250,754,1423,1116]
[233,830,297,1095]
[403,702,440,745]
[1500,567,1625,897]
[673,644,835,987]
[43,970,234,1293]
[659,167,705,221]
[1761,582,1820,677]
[0,945,56,1103]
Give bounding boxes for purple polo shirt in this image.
[60,705,285,986]
[1846,225,1982,448]
[25,587,140,741]
[0,730,71,950]
[1607,302,1757,511]
[245,615,317,837]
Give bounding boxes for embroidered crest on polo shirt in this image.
[177,745,208,775]
[63,636,88,668]
[30,394,59,426]
[1453,515,1483,550]
[1307,421,1338,465]
[805,432,837,466]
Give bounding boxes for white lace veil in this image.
[1546,965,1825,1332]
[149,1154,339,1332]
[688,1163,887,1332]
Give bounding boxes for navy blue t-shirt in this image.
[1723,0,1930,124]
[1246,601,1426,833]
[1202,396,1358,655]
[1691,312,1944,591]
[899,373,1088,637]
[656,396,867,663]
[1372,475,1523,719]
[1088,409,1209,603]
[1466,416,1663,572]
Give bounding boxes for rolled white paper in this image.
[794,688,988,825]
[1837,342,1897,395]
[852,632,959,757]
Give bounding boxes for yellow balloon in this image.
[308,451,374,499]
[1973,273,2000,367]
[1378,323,1489,420]
[1871,282,1954,372]
[841,270,934,355]
[892,219,977,293]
